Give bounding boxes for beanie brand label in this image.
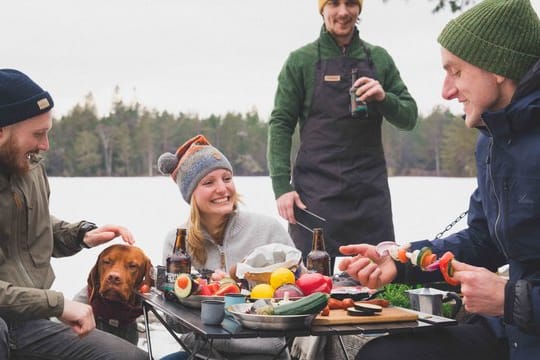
[37,98,50,110]
[324,75,341,82]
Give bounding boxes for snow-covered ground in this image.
[48,176,476,357]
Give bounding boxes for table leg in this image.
[337,335,350,360]
[142,302,154,360]
[271,337,293,360]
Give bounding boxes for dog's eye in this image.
[102,259,112,265]
[128,263,138,270]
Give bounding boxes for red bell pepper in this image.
[438,251,460,286]
[295,273,332,296]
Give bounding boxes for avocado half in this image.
[174,273,196,298]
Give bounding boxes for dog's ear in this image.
[141,256,155,288]
[87,253,103,303]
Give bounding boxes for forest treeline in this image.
[46,94,477,178]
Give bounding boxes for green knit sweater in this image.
[267,26,418,198]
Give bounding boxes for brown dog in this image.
[87,244,154,344]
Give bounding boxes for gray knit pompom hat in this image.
[157,134,233,203]
[438,0,540,82]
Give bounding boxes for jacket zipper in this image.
[486,127,509,259]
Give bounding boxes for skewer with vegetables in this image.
[375,242,460,286]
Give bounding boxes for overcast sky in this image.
[3,0,539,119]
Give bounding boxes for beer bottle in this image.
[164,228,192,299]
[167,228,191,275]
[306,228,331,276]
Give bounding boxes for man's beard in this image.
[0,136,31,176]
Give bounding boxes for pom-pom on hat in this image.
[437,0,540,82]
[157,134,233,203]
[0,69,54,127]
[319,0,363,14]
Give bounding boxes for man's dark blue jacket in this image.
[398,59,540,360]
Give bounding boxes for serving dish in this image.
[228,303,316,330]
[178,295,224,309]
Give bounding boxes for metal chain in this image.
[434,210,469,239]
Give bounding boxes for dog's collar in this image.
[90,295,143,328]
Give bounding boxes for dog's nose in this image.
[106,272,122,285]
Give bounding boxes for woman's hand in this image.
[338,244,397,289]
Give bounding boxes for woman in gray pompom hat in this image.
[158,134,296,360]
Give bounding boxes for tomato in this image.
[197,284,212,296]
[207,282,220,295]
[438,251,460,286]
[139,284,150,293]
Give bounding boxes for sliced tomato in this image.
[197,284,212,296]
[139,284,150,293]
[438,251,460,286]
[214,283,240,296]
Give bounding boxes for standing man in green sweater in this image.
[267,0,417,263]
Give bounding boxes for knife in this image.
[293,205,326,233]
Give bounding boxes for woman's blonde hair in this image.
[187,192,240,266]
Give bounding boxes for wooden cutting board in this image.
[313,306,418,326]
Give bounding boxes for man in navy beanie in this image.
[0,69,148,359]
[339,1,540,360]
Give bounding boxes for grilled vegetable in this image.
[375,242,460,286]
[438,251,459,286]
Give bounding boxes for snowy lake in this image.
[49,176,476,299]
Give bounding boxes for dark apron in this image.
[291,48,394,261]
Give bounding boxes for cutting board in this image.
[313,306,418,326]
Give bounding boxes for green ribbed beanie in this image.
[438,0,540,82]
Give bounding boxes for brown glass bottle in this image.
[306,228,331,276]
[166,228,191,275]
[163,228,192,300]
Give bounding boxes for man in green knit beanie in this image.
[338,1,540,360]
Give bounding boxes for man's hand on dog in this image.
[83,224,135,248]
[61,299,96,337]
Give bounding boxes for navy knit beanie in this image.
[157,134,233,203]
[0,69,54,127]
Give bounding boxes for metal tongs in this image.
[293,205,326,233]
